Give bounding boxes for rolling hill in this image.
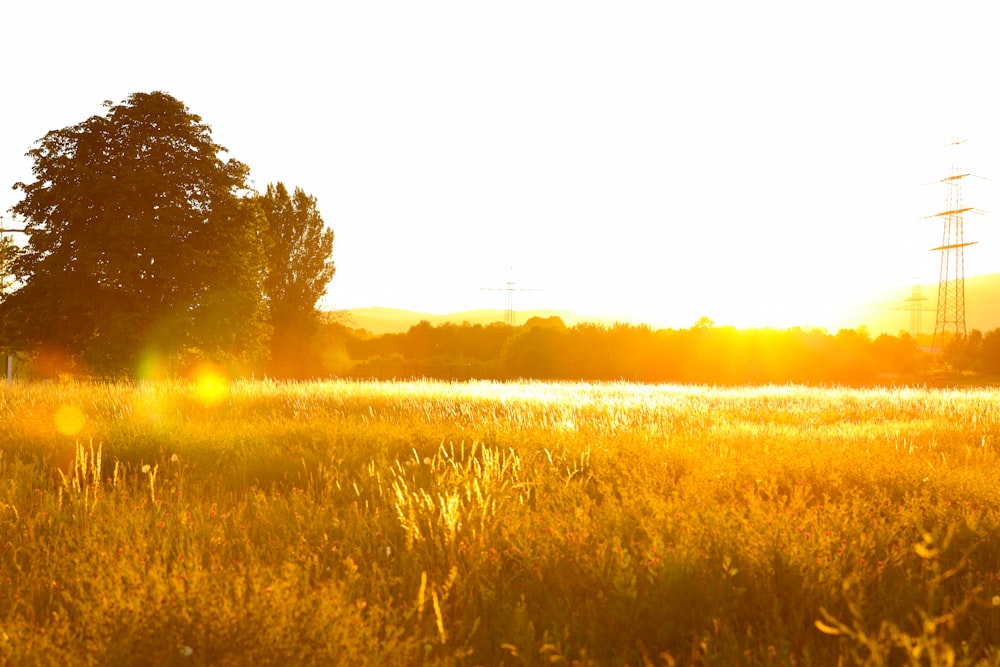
[338,307,612,336]
[337,273,1000,338]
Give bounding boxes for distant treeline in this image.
[940,328,1000,377]
[327,316,948,385]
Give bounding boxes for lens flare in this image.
[137,350,169,381]
[191,363,230,407]
[54,404,86,437]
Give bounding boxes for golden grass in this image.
[0,379,998,665]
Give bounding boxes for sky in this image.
[3,1,1000,332]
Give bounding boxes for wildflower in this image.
[179,646,194,658]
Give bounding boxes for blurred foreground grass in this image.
[1,379,999,665]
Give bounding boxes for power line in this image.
[0,213,28,234]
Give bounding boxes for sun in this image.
[190,363,231,407]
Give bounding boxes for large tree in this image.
[3,92,269,375]
[255,182,335,377]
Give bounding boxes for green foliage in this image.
[3,92,269,375]
[1,380,1000,665]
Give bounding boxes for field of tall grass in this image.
[0,378,999,666]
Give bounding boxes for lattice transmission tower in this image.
[481,269,539,327]
[929,170,974,350]
[927,140,980,352]
[899,282,933,339]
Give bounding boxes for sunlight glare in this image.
[191,363,230,407]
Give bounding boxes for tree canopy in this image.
[258,183,335,318]
[255,182,336,377]
[3,92,269,374]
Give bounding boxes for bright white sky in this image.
[3,1,1000,332]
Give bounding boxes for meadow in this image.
[0,378,999,666]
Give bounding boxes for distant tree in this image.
[502,319,569,379]
[871,332,922,376]
[0,235,17,297]
[979,328,1000,375]
[0,234,19,355]
[255,182,335,377]
[3,92,269,374]
[400,320,435,359]
[522,315,567,330]
[944,330,983,374]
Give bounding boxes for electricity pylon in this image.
[926,141,981,352]
[898,282,933,339]
[481,269,539,326]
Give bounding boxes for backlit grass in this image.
[1,379,999,665]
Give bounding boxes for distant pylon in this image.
[928,140,979,352]
[903,283,933,338]
[481,269,539,326]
